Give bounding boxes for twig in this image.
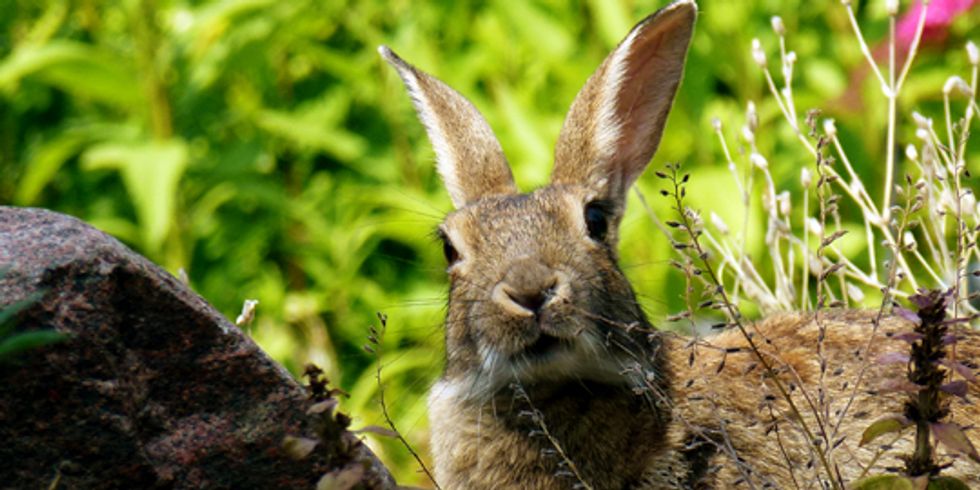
[368,313,442,490]
[658,164,844,490]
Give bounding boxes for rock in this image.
[0,207,394,489]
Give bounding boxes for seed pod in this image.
[751,38,767,67]
[771,16,786,36]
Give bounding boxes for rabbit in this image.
[379,0,980,488]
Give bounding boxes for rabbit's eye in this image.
[584,200,613,242]
[438,231,460,265]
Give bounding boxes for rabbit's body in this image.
[654,311,980,488]
[429,308,980,489]
[381,1,980,488]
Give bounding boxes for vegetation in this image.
[1,0,977,485]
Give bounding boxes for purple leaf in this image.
[892,332,924,343]
[940,359,978,382]
[942,315,978,326]
[352,425,399,438]
[877,351,910,365]
[943,334,959,346]
[879,378,919,393]
[281,436,318,460]
[307,399,338,415]
[894,306,922,325]
[941,380,969,399]
[931,422,980,463]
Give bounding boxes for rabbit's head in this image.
[381,0,695,402]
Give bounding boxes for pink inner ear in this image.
[613,14,691,187]
[550,2,695,199]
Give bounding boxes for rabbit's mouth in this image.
[521,332,569,361]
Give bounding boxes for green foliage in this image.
[1,0,977,484]
[852,475,917,490]
[852,475,972,490]
[859,415,912,447]
[0,288,67,362]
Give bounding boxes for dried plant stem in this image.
[677,264,762,488]
[662,166,843,490]
[511,383,595,490]
[762,67,817,157]
[832,180,915,439]
[370,314,442,490]
[884,13,897,221]
[854,432,906,481]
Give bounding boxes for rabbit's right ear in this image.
[551,0,696,206]
[380,46,517,209]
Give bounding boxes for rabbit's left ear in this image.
[380,46,517,209]
[551,0,696,205]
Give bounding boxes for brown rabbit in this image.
[380,1,980,488]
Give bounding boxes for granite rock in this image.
[0,207,393,489]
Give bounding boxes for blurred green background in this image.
[2,0,977,485]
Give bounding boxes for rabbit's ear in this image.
[380,46,517,208]
[551,0,695,204]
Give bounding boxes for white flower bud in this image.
[710,212,730,235]
[235,299,259,327]
[711,117,722,132]
[750,152,768,170]
[807,218,823,237]
[943,76,973,97]
[801,168,812,187]
[809,256,824,276]
[782,54,795,83]
[778,191,791,216]
[911,111,931,129]
[903,231,917,249]
[905,144,918,161]
[968,41,979,66]
[963,190,977,216]
[771,16,786,36]
[885,0,900,16]
[941,188,958,213]
[751,38,767,67]
[823,118,837,138]
[915,128,930,141]
[742,124,755,144]
[747,101,758,131]
[847,283,865,303]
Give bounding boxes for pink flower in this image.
[896,0,980,48]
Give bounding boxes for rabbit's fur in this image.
[380,0,980,488]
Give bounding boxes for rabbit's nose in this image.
[491,260,566,316]
[505,284,553,313]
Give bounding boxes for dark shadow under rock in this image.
[0,207,393,489]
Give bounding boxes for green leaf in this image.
[0,40,140,108]
[252,91,366,162]
[0,291,47,335]
[492,0,572,59]
[927,477,972,490]
[851,475,915,490]
[15,132,88,205]
[81,139,189,253]
[586,0,630,48]
[0,330,68,360]
[860,415,913,447]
